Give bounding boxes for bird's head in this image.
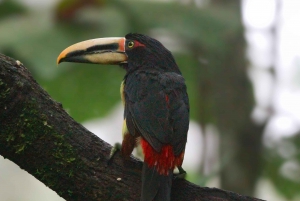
[57,33,180,73]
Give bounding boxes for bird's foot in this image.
[107,142,121,165]
[174,166,186,180]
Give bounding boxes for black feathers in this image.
[124,70,189,155]
[124,33,181,74]
[122,33,189,201]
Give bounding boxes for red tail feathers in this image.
[140,138,184,175]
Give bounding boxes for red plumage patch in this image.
[165,95,170,108]
[141,138,184,176]
[134,40,145,48]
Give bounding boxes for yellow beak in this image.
[57,37,127,65]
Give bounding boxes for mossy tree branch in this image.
[0,53,264,201]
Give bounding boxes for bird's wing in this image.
[125,71,189,155]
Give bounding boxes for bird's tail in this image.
[141,163,173,201]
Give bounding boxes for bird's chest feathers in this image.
[122,72,159,101]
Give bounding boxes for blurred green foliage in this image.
[265,135,300,199]
[0,0,26,19]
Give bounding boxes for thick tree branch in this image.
[0,53,264,201]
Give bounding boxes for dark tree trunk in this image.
[197,0,265,196]
[0,53,265,201]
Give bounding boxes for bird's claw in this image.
[107,142,122,165]
[174,166,186,180]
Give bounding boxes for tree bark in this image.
[0,53,264,201]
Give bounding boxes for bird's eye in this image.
[128,41,134,48]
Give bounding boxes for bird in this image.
[57,33,189,201]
